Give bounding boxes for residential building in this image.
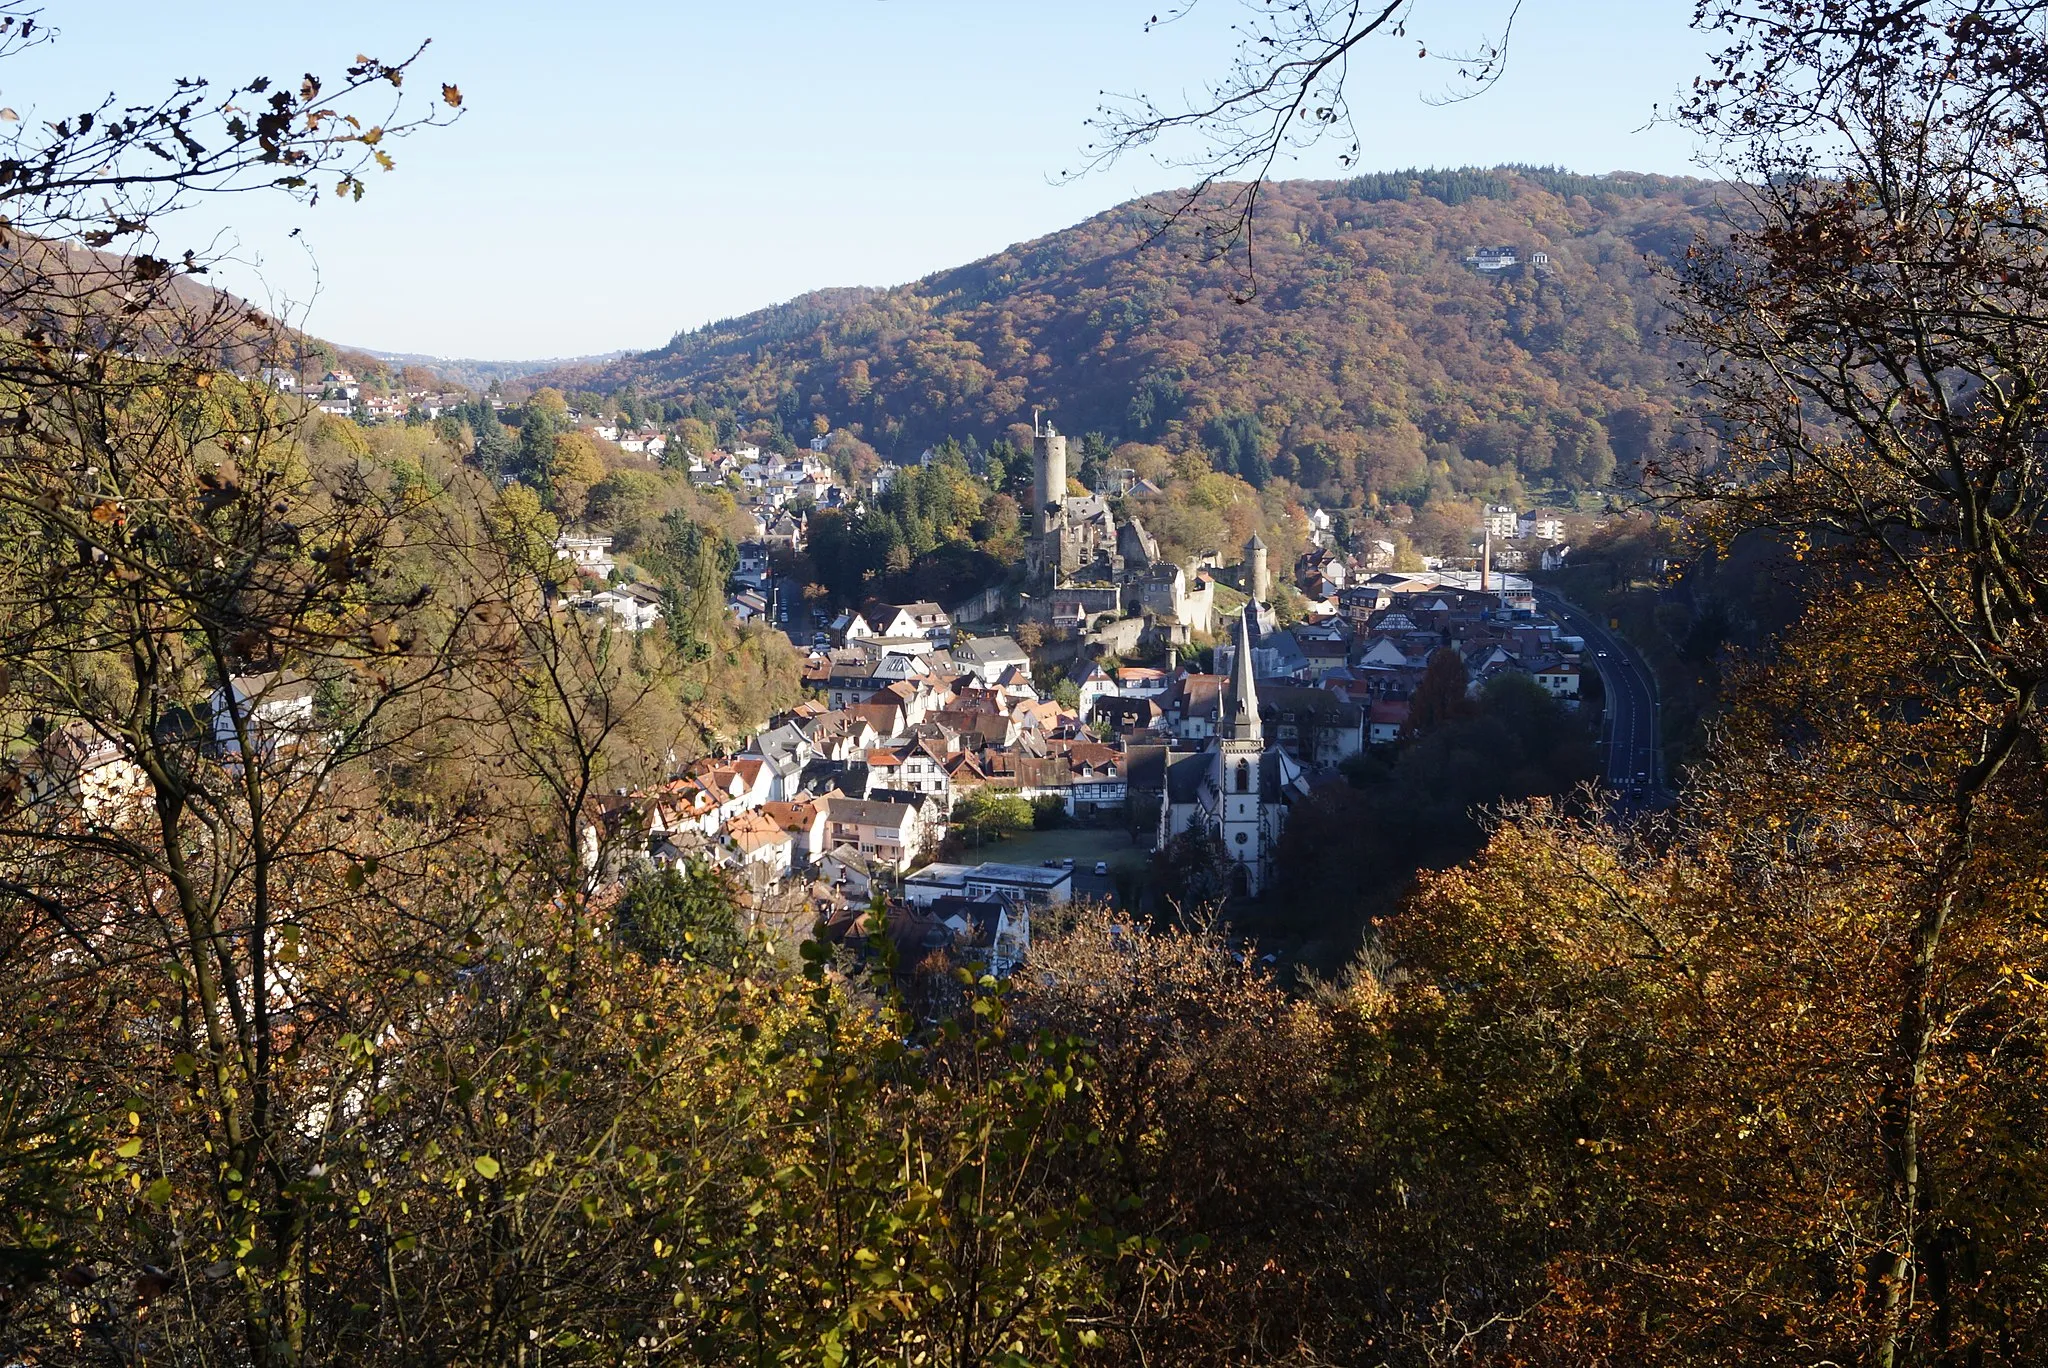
[575,582,664,633]
[822,796,925,873]
[210,670,317,761]
[18,722,150,824]
[1368,699,1410,745]
[555,534,615,574]
[950,635,1031,686]
[1532,661,1582,698]
[1258,686,1366,768]
[1481,504,1520,541]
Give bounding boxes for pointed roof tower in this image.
[1226,600,1263,742]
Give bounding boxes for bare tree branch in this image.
[1070,0,1520,297]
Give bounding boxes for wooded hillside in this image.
[561,168,1729,507]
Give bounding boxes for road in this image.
[1535,589,1668,807]
[762,574,823,650]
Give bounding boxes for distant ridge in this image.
[533,167,1726,506]
[355,348,638,391]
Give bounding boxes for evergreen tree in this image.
[647,510,737,660]
[519,401,561,487]
[614,862,744,966]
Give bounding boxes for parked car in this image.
[1094,861,1108,876]
[1061,857,1075,869]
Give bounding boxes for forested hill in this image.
[556,167,1731,503]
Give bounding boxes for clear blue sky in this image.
[22,2,1713,360]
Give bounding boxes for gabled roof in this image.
[825,796,918,827]
[759,799,823,832]
[953,634,1027,665]
[1260,684,1363,724]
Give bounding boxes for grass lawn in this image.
[951,825,1151,877]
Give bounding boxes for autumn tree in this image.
[1403,645,1472,736]
[550,428,605,522]
[1644,5,2048,1358]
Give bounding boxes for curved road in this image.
[1534,589,1667,807]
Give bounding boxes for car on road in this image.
[1094,861,1108,876]
[1042,859,1059,868]
[1061,857,1075,869]
[1596,649,1608,658]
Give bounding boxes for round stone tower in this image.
[1034,414,1068,536]
[1245,531,1270,604]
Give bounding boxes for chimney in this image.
[1481,525,1491,594]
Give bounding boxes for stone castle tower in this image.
[1033,412,1068,536]
[1245,531,1270,604]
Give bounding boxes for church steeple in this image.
[1226,600,1262,742]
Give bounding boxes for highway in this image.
[1534,589,1667,807]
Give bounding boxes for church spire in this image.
[1226,599,1262,742]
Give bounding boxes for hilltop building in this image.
[1022,411,1215,640]
[1025,415,1123,581]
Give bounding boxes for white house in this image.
[874,601,952,643]
[1532,662,1582,698]
[722,811,795,884]
[889,743,952,800]
[210,671,317,761]
[1074,661,1118,722]
[948,635,1031,686]
[577,582,664,633]
[554,533,615,575]
[20,722,151,824]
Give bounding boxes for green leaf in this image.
[115,1137,143,1159]
[473,1155,501,1180]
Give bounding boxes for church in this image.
[1158,600,1309,897]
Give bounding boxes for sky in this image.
[18,2,1716,361]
